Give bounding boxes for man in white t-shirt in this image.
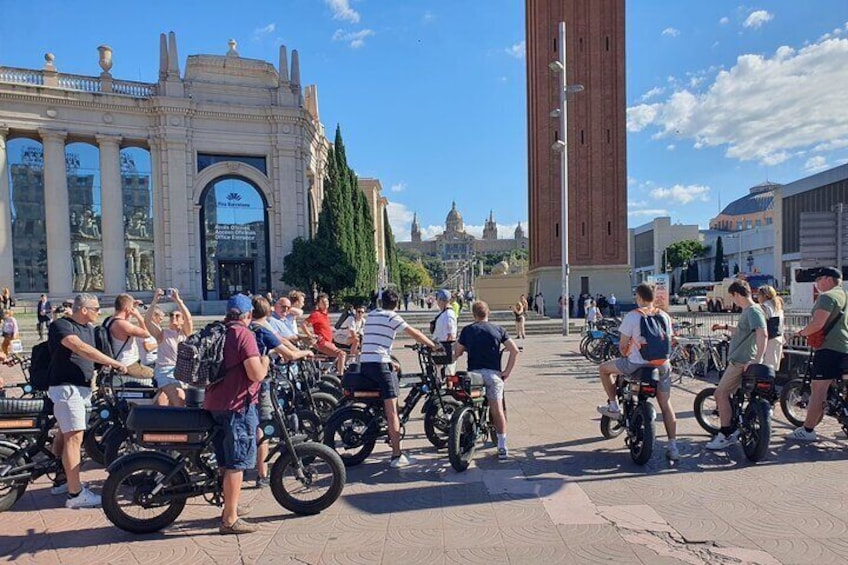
[595,283,679,461]
[431,289,458,376]
[333,306,366,358]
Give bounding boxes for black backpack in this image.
[174,322,229,388]
[638,309,671,365]
[92,316,130,369]
[28,341,52,391]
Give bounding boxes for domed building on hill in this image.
[398,202,528,269]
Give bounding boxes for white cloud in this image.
[332,29,374,48]
[628,208,670,218]
[326,0,360,24]
[805,156,829,172]
[650,184,710,204]
[386,201,415,241]
[627,32,848,165]
[252,23,275,41]
[666,144,676,151]
[720,16,730,25]
[390,182,407,193]
[743,10,773,30]
[662,27,680,38]
[423,10,436,24]
[640,86,665,102]
[505,40,526,59]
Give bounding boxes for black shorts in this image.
[361,362,399,400]
[812,349,848,381]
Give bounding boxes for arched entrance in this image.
[199,176,270,300]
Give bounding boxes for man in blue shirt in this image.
[453,300,521,460]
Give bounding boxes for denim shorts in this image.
[154,365,185,389]
[211,404,259,471]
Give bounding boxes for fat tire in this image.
[320,374,342,389]
[311,392,339,423]
[101,456,187,534]
[779,379,809,428]
[296,409,323,442]
[629,402,655,465]
[0,445,29,512]
[103,426,132,466]
[600,414,625,439]
[270,442,345,515]
[742,398,771,463]
[448,406,478,472]
[83,415,113,466]
[424,398,460,448]
[322,406,377,467]
[694,387,722,435]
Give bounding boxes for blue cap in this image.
[227,294,253,315]
[436,289,451,301]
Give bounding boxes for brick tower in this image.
[526,0,630,301]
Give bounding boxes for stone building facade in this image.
[526,0,631,300]
[397,203,528,279]
[0,34,342,306]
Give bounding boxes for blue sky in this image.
[2,1,848,240]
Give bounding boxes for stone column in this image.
[96,134,125,295]
[39,129,73,296]
[0,128,15,291]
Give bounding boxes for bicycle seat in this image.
[0,397,47,416]
[126,405,215,433]
[743,364,775,382]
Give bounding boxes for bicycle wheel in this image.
[600,414,625,439]
[310,392,339,423]
[424,397,460,449]
[693,387,721,435]
[322,406,377,467]
[270,442,346,515]
[779,379,810,428]
[585,338,608,364]
[629,401,655,465]
[0,445,29,512]
[101,455,188,534]
[83,413,113,466]
[448,406,478,472]
[741,398,771,463]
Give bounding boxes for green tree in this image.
[422,256,446,286]
[384,207,401,288]
[713,236,725,281]
[398,257,432,292]
[665,240,708,268]
[282,237,352,300]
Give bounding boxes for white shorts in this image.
[478,368,505,401]
[48,384,92,433]
[154,365,185,389]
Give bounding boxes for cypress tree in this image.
[384,207,401,288]
[713,236,725,282]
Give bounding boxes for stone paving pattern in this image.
[2,334,848,564]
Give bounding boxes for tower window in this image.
[579,37,584,52]
[581,222,586,236]
[607,129,611,143]
[580,130,585,144]
[555,222,559,238]
[554,130,559,142]
[605,37,610,51]
[607,221,611,235]
[553,37,557,52]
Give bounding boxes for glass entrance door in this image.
[218,260,255,299]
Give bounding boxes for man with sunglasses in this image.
[47,294,128,508]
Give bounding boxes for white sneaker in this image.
[666,445,680,461]
[65,486,101,509]
[596,404,620,417]
[785,427,817,442]
[51,481,86,496]
[389,454,416,468]
[705,431,739,451]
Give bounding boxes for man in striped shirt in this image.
[360,289,436,468]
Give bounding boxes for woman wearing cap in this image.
[757,285,784,372]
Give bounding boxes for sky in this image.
[2,1,848,240]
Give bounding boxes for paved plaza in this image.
[2,334,848,564]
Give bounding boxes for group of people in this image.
[596,268,839,459]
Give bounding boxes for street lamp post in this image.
[550,21,584,337]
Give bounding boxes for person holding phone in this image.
[145,288,193,406]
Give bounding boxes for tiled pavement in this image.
[3,334,848,564]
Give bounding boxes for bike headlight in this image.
[100,408,111,420]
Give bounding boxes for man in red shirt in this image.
[204,294,269,535]
[303,292,346,375]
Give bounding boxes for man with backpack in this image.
[706,279,767,450]
[596,283,680,461]
[788,267,848,441]
[46,294,128,508]
[203,294,269,535]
